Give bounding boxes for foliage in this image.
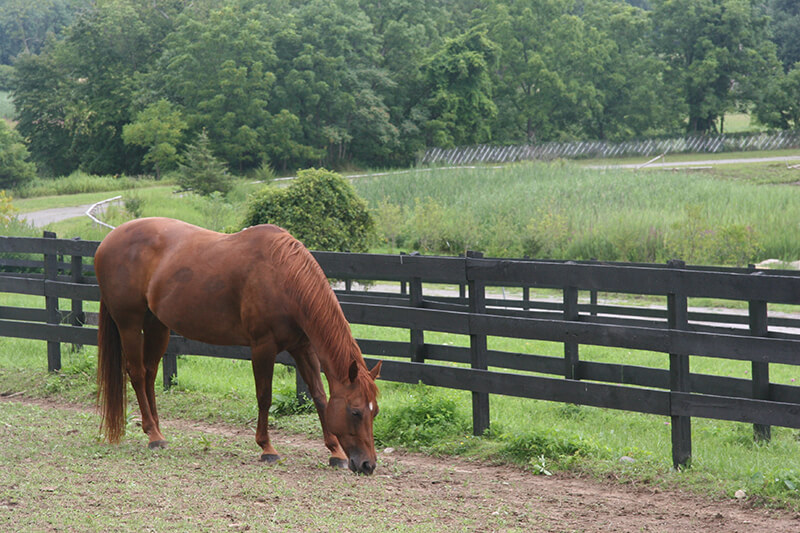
[373,384,471,450]
[122,99,187,179]
[176,130,233,196]
[768,0,800,71]
[498,429,599,468]
[353,162,800,265]
[422,26,497,147]
[754,64,800,129]
[6,0,797,175]
[242,168,374,252]
[12,171,156,198]
[0,0,87,65]
[0,190,17,226]
[651,0,780,134]
[0,119,37,189]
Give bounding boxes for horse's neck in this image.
[292,278,358,384]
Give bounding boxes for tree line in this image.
[1,0,799,180]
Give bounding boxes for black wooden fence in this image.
[3,233,800,468]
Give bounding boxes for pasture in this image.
[4,397,799,532]
[4,157,800,523]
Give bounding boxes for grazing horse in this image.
[94,217,381,474]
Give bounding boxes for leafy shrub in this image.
[0,119,36,190]
[242,168,374,252]
[498,428,598,468]
[373,384,471,450]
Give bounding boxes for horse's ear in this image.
[348,360,359,384]
[369,361,382,380]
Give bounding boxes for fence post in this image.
[467,251,490,436]
[162,351,177,390]
[749,298,771,442]
[43,231,61,372]
[409,277,425,363]
[563,285,580,380]
[667,259,691,469]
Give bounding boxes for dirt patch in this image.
[2,395,799,532]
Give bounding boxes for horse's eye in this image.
[351,409,362,419]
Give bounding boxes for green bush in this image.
[0,119,36,190]
[242,168,374,252]
[373,384,471,450]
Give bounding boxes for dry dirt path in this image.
[2,395,798,532]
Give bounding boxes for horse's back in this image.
[95,218,302,345]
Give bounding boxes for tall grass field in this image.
[353,162,800,265]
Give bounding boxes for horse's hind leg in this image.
[292,344,348,468]
[117,313,166,449]
[142,311,170,448]
[251,340,280,463]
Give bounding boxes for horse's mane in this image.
[264,228,378,400]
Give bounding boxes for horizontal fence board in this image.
[315,252,464,284]
[0,319,96,345]
[44,280,101,301]
[0,275,45,296]
[672,392,800,429]
[0,306,47,322]
[467,259,800,304]
[0,236,99,257]
[367,359,671,416]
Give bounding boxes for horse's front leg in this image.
[251,342,279,463]
[292,344,348,469]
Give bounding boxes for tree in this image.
[0,119,37,189]
[177,130,233,196]
[269,0,399,167]
[652,0,780,134]
[151,2,280,172]
[754,63,800,129]
[12,0,183,175]
[479,0,619,143]
[577,0,683,139]
[0,0,87,65]
[122,99,187,178]
[767,0,800,72]
[242,168,374,252]
[422,26,498,147]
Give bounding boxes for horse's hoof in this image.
[329,457,348,469]
[260,454,280,464]
[148,440,168,450]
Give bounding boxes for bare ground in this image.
[2,395,799,532]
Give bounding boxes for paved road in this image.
[17,204,95,228]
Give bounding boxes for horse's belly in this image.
[147,271,249,346]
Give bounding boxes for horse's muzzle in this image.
[349,455,376,475]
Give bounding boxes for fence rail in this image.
[3,233,800,468]
[420,130,800,165]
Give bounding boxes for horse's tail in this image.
[97,299,126,443]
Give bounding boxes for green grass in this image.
[354,161,800,264]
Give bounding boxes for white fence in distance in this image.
[420,130,800,165]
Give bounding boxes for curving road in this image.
[17,204,96,228]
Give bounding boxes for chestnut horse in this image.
[94,217,381,474]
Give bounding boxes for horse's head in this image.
[326,360,382,475]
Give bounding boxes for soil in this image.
[3,395,799,532]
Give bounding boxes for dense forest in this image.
[0,0,799,178]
